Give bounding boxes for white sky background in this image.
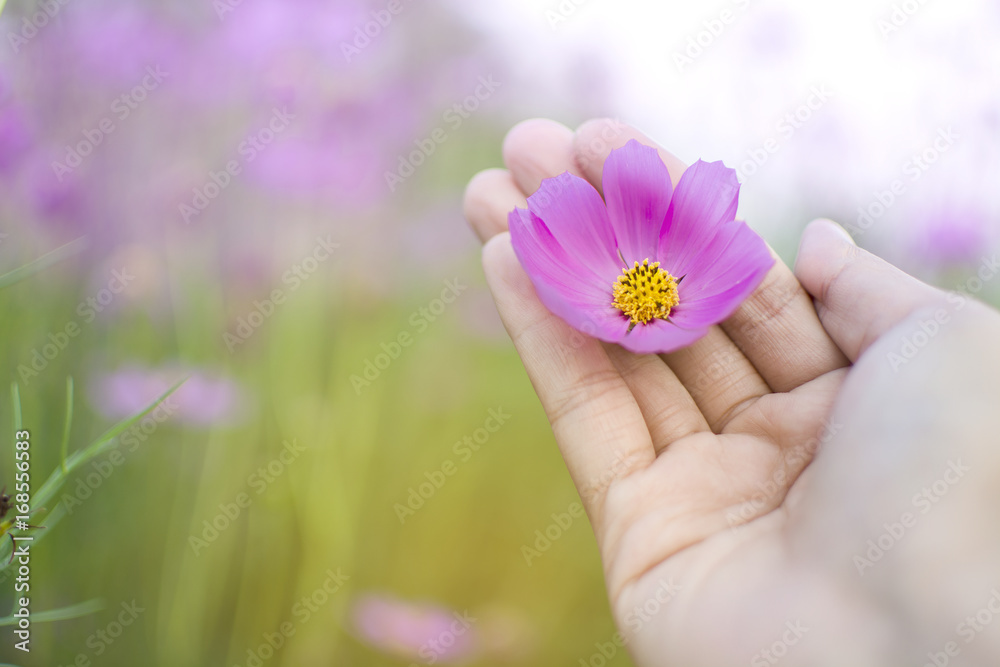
[453,0,1000,264]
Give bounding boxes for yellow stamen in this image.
[611,259,679,325]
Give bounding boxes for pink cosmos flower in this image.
[350,594,478,663]
[89,365,248,427]
[508,140,774,354]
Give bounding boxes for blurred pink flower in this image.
[910,208,996,267]
[0,100,32,175]
[350,594,478,664]
[19,153,98,236]
[242,86,421,207]
[89,365,248,427]
[37,5,188,89]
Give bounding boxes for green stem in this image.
[0,237,87,290]
[59,377,74,473]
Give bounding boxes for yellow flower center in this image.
[611,259,679,325]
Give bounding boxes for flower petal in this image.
[533,279,632,344]
[603,140,674,265]
[617,319,709,355]
[657,159,740,279]
[510,207,632,343]
[509,207,607,299]
[670,222,774,329]
[526,172,622,279]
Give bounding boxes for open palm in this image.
[464,118,1000,666]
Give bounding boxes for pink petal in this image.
[670,222,774,328]
[617,319,709,355]
[657,160,740,279]
[509,207,609,301]
[526,172,622,278]
[532,280,631,343]
[603,140,674,265]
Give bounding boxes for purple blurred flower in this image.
[910,208,996,267]
[0,101,32,174]
[46,5,187,88]
[90,366,248,427]
[243,86,421,207]
[350,594,478,664]
[509,140,773,354]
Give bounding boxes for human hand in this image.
[463,118,1000,666]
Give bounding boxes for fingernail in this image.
[817,218,857,246]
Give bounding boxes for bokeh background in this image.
[0,0,998,664]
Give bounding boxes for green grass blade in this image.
[0,503,66,567]
[60,377,74,473]
[32,378,186,512]
[0,0,8,19]
[0,598,104,626]
[0,237,87,289]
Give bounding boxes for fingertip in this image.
[502,119,576,190]
[572,118,686,189]
[807,218,856,247]
[463,168,517,242]
[572,117,631,176]
[794,218,861,293]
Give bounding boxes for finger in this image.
[483,233,655,528]
[574,118,849,394]
[794,219,948,361]
[573,118,687,191]
[603,345,710,455]
[661,328,770,432]
[720,252,850,392]
[463,168,525,242]
[502,118,584,195]
[573,119,770,431]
